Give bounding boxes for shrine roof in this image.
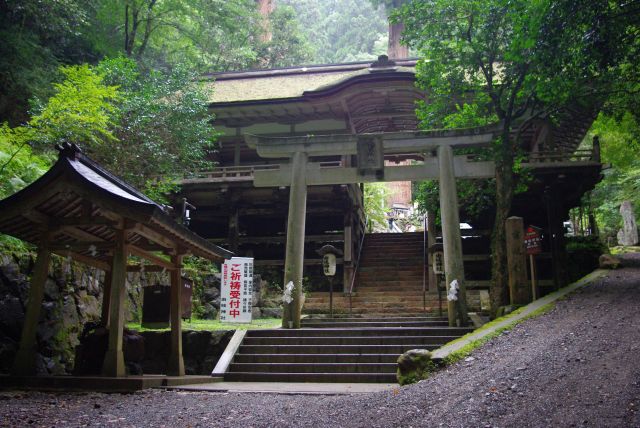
[0,144,233,267]
[203,58,417,104]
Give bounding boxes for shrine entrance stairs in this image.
[305,232,442,317]
[224,316,471,383]
[224,233,471,383]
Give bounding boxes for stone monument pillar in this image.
[617,201,638,246]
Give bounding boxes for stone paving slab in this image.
[0,374,220,392]
[163,381,398,395]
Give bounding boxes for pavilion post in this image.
[437,145,468,327]
[168,254,185,376]
[11,235,51,376]
[100,269,112,328]
[282,151,308,329]
[102,229,128,377]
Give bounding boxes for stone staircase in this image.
[224,316,472,383]
[304,232,442,316]
[223,233,467,383]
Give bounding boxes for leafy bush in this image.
[566,236,607,282]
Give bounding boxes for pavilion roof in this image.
[0,143,233,270]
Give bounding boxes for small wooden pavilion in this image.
[0,143,232,377]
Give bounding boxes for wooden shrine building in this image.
[0,143,232,377]
[178,56,603,310]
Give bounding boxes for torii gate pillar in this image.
[438,145,469,326]
[282,151,308,329]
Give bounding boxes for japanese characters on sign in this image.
[220,257,253,323]
[524,225,543,255]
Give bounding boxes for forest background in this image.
[1,0,638,248]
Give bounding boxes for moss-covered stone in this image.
[396,349,437,386]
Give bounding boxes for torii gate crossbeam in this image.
[246,126,500,328]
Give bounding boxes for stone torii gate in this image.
[246,126,499,327]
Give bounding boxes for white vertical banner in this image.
[220,257,253,323]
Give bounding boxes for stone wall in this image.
[73,328,232,376]
[0,251,282,375]
[0,253,176,375]
[0,253,104,374]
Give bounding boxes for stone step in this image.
[305,295,435,303]
[303,308,442,316]
[242,335,461,346]
[360,260,422,270]
[302,316,447,322]
[233,353,400,364]
[236,343,440,355]
[224,372,398,383]
[304,303,437,311]
[365,234,424,240]
[246,327,470,337]
[228,362,398,374]
[298,320,449,328]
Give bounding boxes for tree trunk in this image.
[255,0,274,43]
[388,21,408,59]
[490,127,515,318]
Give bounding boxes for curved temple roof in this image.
[0,143,232,270]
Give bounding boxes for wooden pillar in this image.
[437,145,468,327]
[228,207,240,254]
[282,151,307,329]
[102,229,128,377]
[426,211,437,292]
[100,269,112,328]
[168,254,185,376]
[11,236,51,376]
[233,128,242,166]
[343,209,353,293]
[506,216,531,305]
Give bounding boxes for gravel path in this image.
[2,256,640,428]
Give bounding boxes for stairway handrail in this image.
[422,213,427,312]
[348,216,368,315]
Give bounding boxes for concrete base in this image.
[0,375,221,393]
[166,381,398,395]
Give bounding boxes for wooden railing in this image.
[525,149,599,163]
[180,145,600,184]
[181,161,343,183]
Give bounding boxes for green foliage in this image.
[29,64,120,149]
[363,183,391,232]
[0,0,97,124]
[182,255,219,320]
[257,5,314,68]
[0,124,53,198]
[127,318,281,331]
[588,112,640,238]
[282,0,388,63]
[415,179,496,226]
[96,56,217,189]
[565,236,607,282]
[0,57,216,204]
[399,0,638,312]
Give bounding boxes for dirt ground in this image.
[1,254,639,428]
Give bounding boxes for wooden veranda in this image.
[0,143,232,377]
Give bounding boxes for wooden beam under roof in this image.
[126,221,176,250]
[53,250,111,271]
[128,245,176,270]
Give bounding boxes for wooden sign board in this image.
[524,225,542,255]
[356,136,384,178]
